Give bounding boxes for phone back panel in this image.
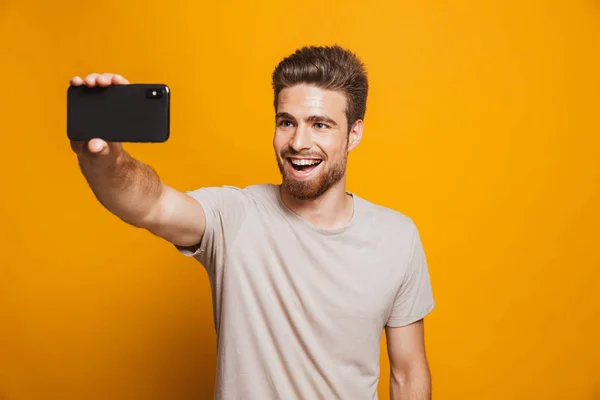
[67,84,170,142]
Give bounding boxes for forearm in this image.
[390,370,431,400]
[77,149,163,227]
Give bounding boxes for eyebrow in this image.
[276,112,339,127]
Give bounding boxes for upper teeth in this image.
[291,159,321,166]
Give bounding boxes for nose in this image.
[289,123,313,151]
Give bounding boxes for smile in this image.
[286,157,323,178]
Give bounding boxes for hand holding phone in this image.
[67,73,170,150]
[67,73,176,236]
[68,73,128,159]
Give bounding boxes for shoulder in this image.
[242,183,279,199]
[186,183,274,198]
[185,183,278,209]
[229,183,280,207]
[354,193,419,241]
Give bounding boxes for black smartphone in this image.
[67,83,170,143]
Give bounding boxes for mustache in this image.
[280,148,325,159]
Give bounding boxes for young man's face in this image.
[273,84,363,200]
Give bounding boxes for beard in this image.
[276,149,347,200]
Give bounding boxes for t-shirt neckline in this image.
[273,184,360,236]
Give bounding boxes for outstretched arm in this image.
[70,73,207,248]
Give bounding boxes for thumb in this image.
[87,138,110,155]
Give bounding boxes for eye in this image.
[278,120,294,128]
[314,122,330,130]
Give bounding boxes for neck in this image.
[279,178,354,230]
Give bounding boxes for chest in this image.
[221,215,404,331]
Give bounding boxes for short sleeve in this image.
[386,226,435,327]
[175,185,249,273]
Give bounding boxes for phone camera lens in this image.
[146,88,164,99]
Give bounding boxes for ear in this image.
[347,120,364,152]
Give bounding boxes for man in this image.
[70,45,435,399]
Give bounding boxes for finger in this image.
[111,74,129,85]
[88,138,109,155]
[96,73,114,87]
[70,76,84,86]
[84,73,100,87]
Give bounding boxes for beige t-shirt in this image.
[177,184,435,400]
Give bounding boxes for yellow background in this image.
[1,0,599,399]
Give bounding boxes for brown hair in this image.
[271,45,368,129]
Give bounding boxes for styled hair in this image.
[271,45,368,128]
